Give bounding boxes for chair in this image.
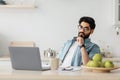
[10,41,35,47]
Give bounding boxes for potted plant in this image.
[0,0,6,5]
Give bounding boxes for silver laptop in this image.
[8,47,50,71]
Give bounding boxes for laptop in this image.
[8,47,50,71]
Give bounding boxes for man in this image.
[57,16,100,67]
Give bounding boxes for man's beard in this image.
[78,32,90,39]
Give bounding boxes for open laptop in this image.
[8,47,50,71]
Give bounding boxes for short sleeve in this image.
[89,44,101,59]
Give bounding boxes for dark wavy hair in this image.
[79,16,96,29]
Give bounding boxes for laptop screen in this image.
[9,47,43,70]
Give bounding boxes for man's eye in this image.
[78,25,82,28]
[84,27,89,31]
[80,26,83,28]
[84,28,88,30]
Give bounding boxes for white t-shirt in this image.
[61,41,78,67]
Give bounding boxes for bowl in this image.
[81,66,120,73]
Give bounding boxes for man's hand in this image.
[77,32,85,46]
[76,36,84,46]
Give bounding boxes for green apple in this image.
[104,60,114,68]
[98,61,104,67]
[86,60,92,67]
[92,53,102,62]
[89,61,100,67]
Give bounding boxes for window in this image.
[114,0,120,25]
[118,0,120,21]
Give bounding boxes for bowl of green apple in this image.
[82,53,120,73]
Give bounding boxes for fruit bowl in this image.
[81,66,120,73]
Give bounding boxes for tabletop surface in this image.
[0,59,120,80]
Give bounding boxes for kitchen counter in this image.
[0,59,120,80]
[103,57,120,66]
[103,57,120,61]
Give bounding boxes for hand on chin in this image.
[78,32,85,38]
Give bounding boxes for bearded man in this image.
[57,16,100,67]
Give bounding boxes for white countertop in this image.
[0,59,120,80]
[103,57,120,61]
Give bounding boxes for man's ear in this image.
[90,29,94,34]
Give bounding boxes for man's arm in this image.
[80,46,90,65]
[77,37,90,65]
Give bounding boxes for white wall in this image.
[0,0,120,57]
